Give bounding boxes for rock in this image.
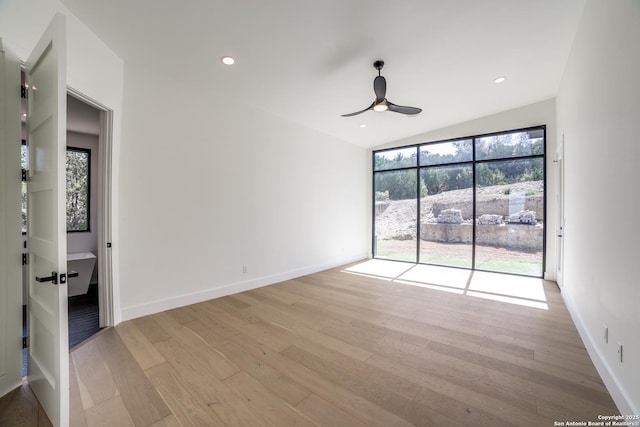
[507,210,537,225]
[478,214,503,225]
[437,209,463,224]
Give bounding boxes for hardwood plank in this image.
[84,395,134,427]
[0,383,39,427]
[319,319,539,412]
[281,336,421,401]
[152,336,270,427]
[132,316,171,344]
[159,324,240,381]
[229,332,415,427]
[69,356,89,427]
[365,353,555,427]
[181,318,237,349]
[281,344,470,427]
[70,339,118,410]
[223,371,316,426]
[94,328,172,426]
[115,320,166,370]
[149,414,183,427]
[241,297,373,361]
[427,339,616,410]
[295,393,369,427]
[197,300,293,352]
[43,262,616,426]
[36,403,53,427]
[217,340,311,405]
[145,362,227,427]
[165,306,197,324]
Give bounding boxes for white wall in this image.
[0,36,24,399]
[0,0,124,320]
[118,65,369,319]
[556,0,640,415]
[374,99,558,278]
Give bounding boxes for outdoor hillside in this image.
[375,181,543,240]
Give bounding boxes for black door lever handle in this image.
[36,271,58,285]
[67,271,79,278]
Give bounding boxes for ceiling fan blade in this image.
[387,101,422,115]
[341,100,376,117]
[373,75,386,102]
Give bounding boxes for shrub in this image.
[375,191,390,201]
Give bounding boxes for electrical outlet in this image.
[617,342,623,363]
[242,265,248,274]
[603,324,608,344]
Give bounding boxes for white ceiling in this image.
[59,0,586,148]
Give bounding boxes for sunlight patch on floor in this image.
[342,259,548,310]
[397,264,470,289]
[469,271,547,301]
[343,259,414,279]
[394,279,465,295]
[466,291,548,310]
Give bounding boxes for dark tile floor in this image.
[21,284,101,376]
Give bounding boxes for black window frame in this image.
[372,125,546,278]
[66,145,92,233]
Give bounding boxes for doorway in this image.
[21,83,114,374]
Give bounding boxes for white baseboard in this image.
[561,290,637,416]
[120,253,368,322]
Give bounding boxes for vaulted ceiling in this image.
[60,0,586,148]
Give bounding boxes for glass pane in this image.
[374,170,418,262]
[420,165,473,268]
[374,147,417,171]
[475,158,544,276]
[475,129,544,161]
[419,139,472,166]
[66,148,90,232]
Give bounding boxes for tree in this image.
[66,149,90,231]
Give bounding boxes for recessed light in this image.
[494,76,506,84]
[359,124,367,128]
[221,56,235,65]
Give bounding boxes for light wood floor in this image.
[3,260,619,426]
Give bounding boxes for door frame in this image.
[67,87,114,328]
[556,135,565,289]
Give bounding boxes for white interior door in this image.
[25,14,69,427]
[0,38,23,398]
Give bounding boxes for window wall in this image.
[373,127,545,277]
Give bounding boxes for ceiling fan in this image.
[341,60,422,117]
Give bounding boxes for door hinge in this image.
[21,85,27,99]
[21,168,28,182]
[22,253,28,266]
[23,336,28,349]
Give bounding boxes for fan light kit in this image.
[342,60,422,117]
[221,56,235,65]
